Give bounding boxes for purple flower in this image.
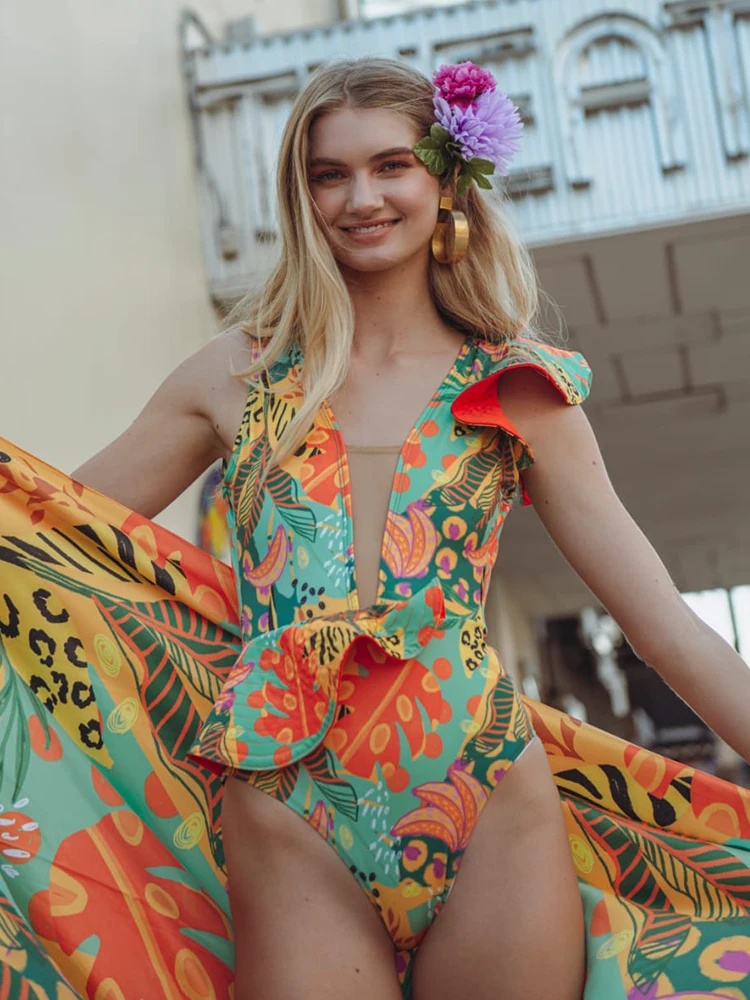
[433,61,496,110]
[434,88,523,175]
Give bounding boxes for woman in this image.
[2,58,750,1000]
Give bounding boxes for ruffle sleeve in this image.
[450,337,592,505]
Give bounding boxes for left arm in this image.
[499,368,750,764]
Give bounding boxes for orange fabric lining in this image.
[450,362,570,506]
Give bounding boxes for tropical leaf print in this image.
[0,636,51,799]
[303,745,360,821]
[0,926,73,1000]
[569,797,750,993]
[241,524,288,588]
[391,761,488,852]
[0,880,42,958]
[382,502,439,580]
[620,816,750,919]
[233,434,270,542]
[231,387,317,547]
[27,812,233,1000]
[297,425,345,508]
[625,912,693,997]
[265,378,301,443]
[95,594,239,859]
[250,761,300,802]
[525,698,587,761]
[465,665,530,762]
[265,465,317,543]
[433,445,503,517]
[97,594,233,705]
[307,799,335,840]
[331,643,451,793]
[253,621,359,750]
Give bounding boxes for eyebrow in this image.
[308,147,416,167]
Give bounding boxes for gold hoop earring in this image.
[431,195,470,265]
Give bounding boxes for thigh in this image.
[222,776,403,1000]
[411,738,585,1000]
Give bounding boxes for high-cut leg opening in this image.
[435,733,541,912]
[224,768,399,937]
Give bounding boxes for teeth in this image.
[347,222,394,234]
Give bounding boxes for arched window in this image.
[555,14,687,188]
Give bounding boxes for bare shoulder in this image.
[173,328,251,398]
[182,328,257,458]
[202,326,257,373]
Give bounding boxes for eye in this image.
[380,160,410,173]
[310,170,345,183]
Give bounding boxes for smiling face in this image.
[307,106,442,274]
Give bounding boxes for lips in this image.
[341,219,400,234]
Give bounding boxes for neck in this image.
[341,251,457,358]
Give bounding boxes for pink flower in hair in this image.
[433,61,497,110]
[414,60,522,192]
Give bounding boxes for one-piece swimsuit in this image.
[188,334,592,993]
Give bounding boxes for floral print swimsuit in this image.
[189,335,592,992]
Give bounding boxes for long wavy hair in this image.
[229,57,542,464]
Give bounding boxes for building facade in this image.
[0,0,339,539]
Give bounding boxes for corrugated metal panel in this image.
[185,0,750,299]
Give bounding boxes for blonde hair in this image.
[229,57,541,463]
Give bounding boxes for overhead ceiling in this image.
[496,211,750,618]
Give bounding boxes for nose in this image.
[347,171,385,215]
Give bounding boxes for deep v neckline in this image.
[321,337,473,610]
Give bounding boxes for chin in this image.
[334,244,427,275]
[342,256,401,274]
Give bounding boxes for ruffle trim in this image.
[188,580,457,775]
[451,338,592,505]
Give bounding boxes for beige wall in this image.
[0,0,336,538]
[486,578,541,687]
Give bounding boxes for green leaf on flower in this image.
[415,135,440,151]
[430,124,451,144]
[414,142,451,178]
[473,173,493,189]
[456,167,473,198]
[469,157,496,176]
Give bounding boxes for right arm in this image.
[72,330,250,519]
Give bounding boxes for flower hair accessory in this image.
[414,62,523,197]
